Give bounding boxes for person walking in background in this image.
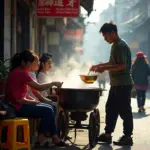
[132,52,150,112]
[132,53,149,65]
[97,69,106,89]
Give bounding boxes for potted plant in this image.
[0,59,10,95]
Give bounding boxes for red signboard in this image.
[63,29,83,41]
[36,0,80,17]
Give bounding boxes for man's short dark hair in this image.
[100,22,118,33]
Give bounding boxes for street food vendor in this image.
[90,22,133,146]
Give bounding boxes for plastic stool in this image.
[0,118,30,150]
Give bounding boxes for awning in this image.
[133,18,150,32]
[120,14,150,37]
[80,0,94,16]
[122,18,150,35]
[121,13,142,25]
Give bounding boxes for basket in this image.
[131,88,136,98]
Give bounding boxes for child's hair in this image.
[36,53,52,76]
[10,50,35,71]
[34,55,39,62]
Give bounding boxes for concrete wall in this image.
[4,0,11,59]
[3,0,38,58]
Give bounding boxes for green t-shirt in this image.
[109,38,133,86]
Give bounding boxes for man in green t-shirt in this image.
[90,22,133,146]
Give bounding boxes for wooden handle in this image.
[87,70,90,75]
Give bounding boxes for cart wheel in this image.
[57,111,69,141]
[95,108,100,137]
[88,111,98,148]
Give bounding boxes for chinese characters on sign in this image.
[36,0,80,17]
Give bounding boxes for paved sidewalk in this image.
[33,88,150,150]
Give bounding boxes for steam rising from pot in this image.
[47,57,99,88]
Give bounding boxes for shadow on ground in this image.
[132,112,150,119]
[98,144,132,150]
[32,144,91,150]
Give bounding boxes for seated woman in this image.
[36,53,64,113]
[36,53,57,98]
[4,50,68,148]
[27,54,57,120]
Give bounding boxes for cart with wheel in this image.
[57,87,103,148]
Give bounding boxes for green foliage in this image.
[0,59,10,80]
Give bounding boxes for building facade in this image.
[120,0,150,60]
[1,0,94,65]
[99,0,150,61]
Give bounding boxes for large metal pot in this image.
[58,88,103,112]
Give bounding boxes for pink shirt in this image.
[134,85,148,91]
[5,67,33,110]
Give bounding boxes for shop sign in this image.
[63,29,83,41]
[36,0,80,17]
[130,41,139,49]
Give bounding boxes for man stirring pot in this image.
[90,22,133,146]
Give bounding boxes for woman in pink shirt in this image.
[5,50,68,148]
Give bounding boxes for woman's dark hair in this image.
[100,22,117,33]
[132,57,148,72]
[10,50,35,71]
[37,53,52,76]
[134,57,147,66]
